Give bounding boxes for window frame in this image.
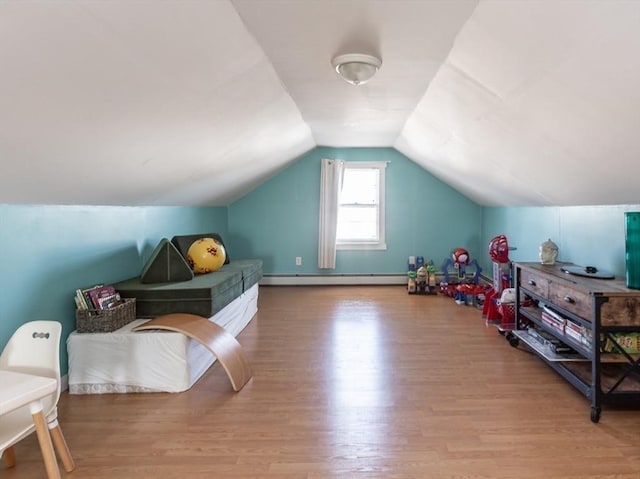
[336,161,387,251]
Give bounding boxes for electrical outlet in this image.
[295,256,302,266]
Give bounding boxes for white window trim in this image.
[336,161,387,251]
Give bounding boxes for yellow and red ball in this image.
[187,237,226,274]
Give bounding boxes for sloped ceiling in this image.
[0,0,638,207]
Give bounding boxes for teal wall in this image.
[481,205,640,278]
[228,147,483,275]
[0,204,227,375]
[8,147,634,379]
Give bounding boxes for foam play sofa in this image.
[114,233,262,318]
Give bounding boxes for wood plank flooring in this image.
[5,285,640,478]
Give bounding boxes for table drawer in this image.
[520,268,550,299]
[548,282,592,320]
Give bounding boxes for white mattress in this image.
[67,283,258,394]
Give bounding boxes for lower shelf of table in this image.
[513,330,588,362]
[514,330,640,393]
[563,362,640,393]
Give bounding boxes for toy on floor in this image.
[407,257,437,295]
[489,234,510,264]
[453,283,488,306]
[407,270,417,293]
[439,248,482,303]
[483,234,517,322]
[441,247,482,285]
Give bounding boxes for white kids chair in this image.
[0,320,75,474]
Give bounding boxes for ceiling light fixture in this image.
[331,53,382,86]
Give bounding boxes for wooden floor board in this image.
[5,285,640,478]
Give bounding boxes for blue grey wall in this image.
[481,205,640,278]
[228,147,483,276]
[5,147,634,377]
[0,204,227,374]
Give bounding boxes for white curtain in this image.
[318,159,344,269]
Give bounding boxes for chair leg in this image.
[2,446,17,468]
[50,425,75,472]
[32,410,61,479]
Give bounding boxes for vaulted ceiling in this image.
[1,1,638,207]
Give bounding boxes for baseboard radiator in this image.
[261,271,493,287]
[260,274,407,286]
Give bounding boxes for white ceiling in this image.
[0,0,638,207]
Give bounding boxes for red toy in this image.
[489,235,510,264]
[452,247,470,266]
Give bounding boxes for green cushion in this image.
[219,259,263,290]
[115,259,262,318]
[116,270,241,318]
[140,238,194,284]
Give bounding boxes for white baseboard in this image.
[260,275,407,286]
[260,271,490,287]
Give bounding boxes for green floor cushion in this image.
[115,270,242,318]
[219,259,263,290]
[140,238,194,284]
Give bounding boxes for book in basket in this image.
[87,285,118,310]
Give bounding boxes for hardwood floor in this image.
[6,286,640,478]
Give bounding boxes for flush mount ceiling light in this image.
[331,53,382,86]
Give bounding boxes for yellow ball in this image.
[187,237,226,274]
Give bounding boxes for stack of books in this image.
[74,284,123,314]
[541,305,567,333]
[565,319,588,346]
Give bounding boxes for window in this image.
[336,162,387,250]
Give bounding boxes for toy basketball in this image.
[187,237,226,274]
[452,247,469,266]
[489,234,510,264]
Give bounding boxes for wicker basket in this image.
[76,298,136,333]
